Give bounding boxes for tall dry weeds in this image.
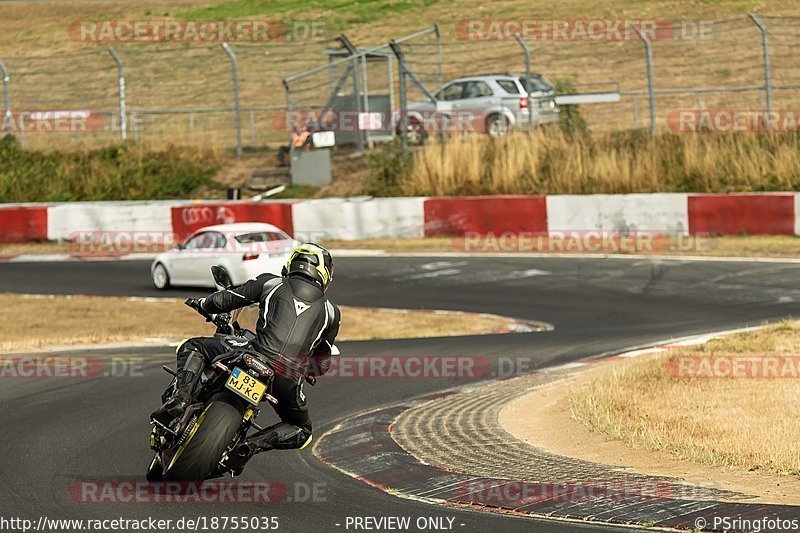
[406,130,800,195]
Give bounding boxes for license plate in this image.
[225,367,266,405]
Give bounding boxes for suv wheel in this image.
[486,114,510,138]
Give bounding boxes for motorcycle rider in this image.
[151,243,340,461]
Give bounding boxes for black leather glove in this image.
[184,298,209,320]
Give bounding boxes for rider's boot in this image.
[150,351,204,427]
[246,422,313,454]
[224,425,309,477]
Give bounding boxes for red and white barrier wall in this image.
[0,193,798,244]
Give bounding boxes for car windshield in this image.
[183,232,222,249]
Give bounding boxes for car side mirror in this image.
[175,243,184,250]
[211,265,233,289]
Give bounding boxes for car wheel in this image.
[486,114,510,138]
[152,263,171,290]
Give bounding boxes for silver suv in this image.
[397,73,559,142]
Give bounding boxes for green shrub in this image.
[0,138,220,202]
[365,138,413,197]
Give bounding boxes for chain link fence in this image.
[3,15,800,152]
[1,41,327,151]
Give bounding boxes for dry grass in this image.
[406,130,800,196]
[0,294,511,352]
[570,320,800,475]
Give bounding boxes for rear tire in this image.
[163,394,244,481]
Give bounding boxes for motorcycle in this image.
[146,266,316,482]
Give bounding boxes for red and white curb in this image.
[311,324,779,531]
[2,193,800,244]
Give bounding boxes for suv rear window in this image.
[520,75,553,93]
[497,80,520,94]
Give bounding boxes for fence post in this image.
[748,13,772,115]
[389,40,408,153]
[107,48,127,142]
[434,23,443,88]
[513,34,533,132]
[634,27,657,137]
[283,78,295,163]
[632,95,639,128]
[0,60,10,135]
[221,42,243,157]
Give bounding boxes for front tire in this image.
[152,263,171,290]
[486,114,509,138]
[163,394,244,481]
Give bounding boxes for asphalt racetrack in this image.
[1,256,799,532]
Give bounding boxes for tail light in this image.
[242,252,259,261]
[245,354,273,377]
[520,97,528,109]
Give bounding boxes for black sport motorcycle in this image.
[146,266,315,482]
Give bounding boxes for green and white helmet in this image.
[282,243,334,291]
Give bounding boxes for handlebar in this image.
[184,298,233,333]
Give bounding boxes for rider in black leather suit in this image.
[151,243,340,456]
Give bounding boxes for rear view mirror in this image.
[211,265,233,289]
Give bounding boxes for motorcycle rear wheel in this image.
[162,393,244,481]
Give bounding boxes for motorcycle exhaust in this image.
[236,443,252,457]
